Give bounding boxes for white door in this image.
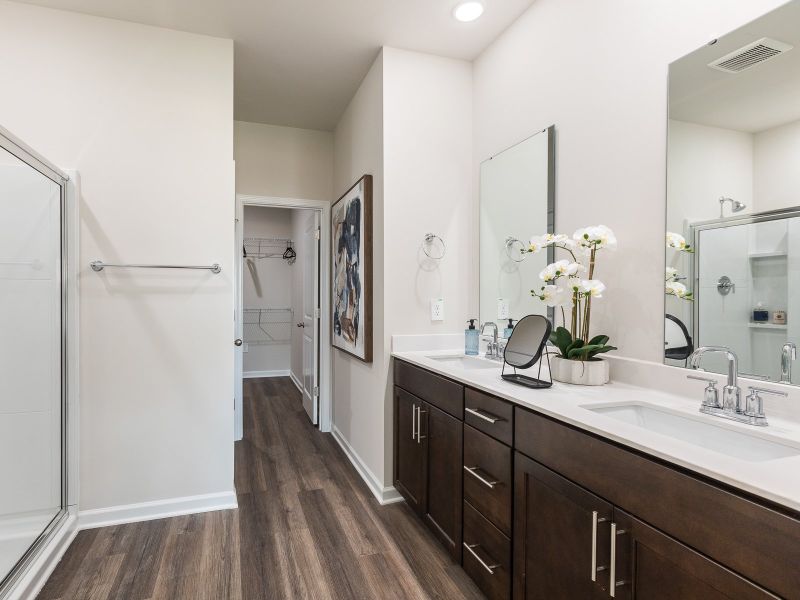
[233,198,244,440]
[301,211,320,424]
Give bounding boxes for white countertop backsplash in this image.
[391,334,800,512]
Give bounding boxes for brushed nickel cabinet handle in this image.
[463,466,500,489]
[591,511,599,582]
[465,407,502,423]
[609,524,626,597]
[463,543,500,575]
[610,522,617,598]
[411,403,416,441]
[591,511,609,582]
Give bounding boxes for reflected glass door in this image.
[0,143,64,589]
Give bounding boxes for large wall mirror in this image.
[665,0,800,383]
[480,126,555,331]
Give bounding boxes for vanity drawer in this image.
[514,406,800,599]
[464,424,512,536]
[394,360,463,419]
[463,500,511,600]
[464,388,513,445]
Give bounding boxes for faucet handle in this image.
[687,375,720,408]
[687,374,717,384]
[747,386,788,398]
[744,386,787,424]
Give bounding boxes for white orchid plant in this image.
[665,232,694,301]
[526,226,617,362]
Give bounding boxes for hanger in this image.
[283,243,296,262]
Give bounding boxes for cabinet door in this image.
[612,509,777,600]
[394,387,426,514]
[423,401,463,561]
[513,453,612,600]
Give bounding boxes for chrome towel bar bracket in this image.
[90,260,221,274]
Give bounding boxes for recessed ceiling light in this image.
[453,1,484,22]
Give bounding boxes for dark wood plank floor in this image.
[38,377,483,599]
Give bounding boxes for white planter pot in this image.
[550,356,609,386]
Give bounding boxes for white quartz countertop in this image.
[392,348,800,513]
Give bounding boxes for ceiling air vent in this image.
[708,37,793,73]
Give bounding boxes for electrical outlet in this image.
[497,298,510,320]
[430,298,445,321]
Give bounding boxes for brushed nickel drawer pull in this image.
[463,543,500,575]
[411,403,417,440]
[465,407,503,424]
[464,466,500,488]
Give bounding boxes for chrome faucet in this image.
[689,346,741,412]
[781,342,796,384]
[480,321,500,359]
[687,345,787,426]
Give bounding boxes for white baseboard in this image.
[6,512,78,600]
[244,369,290,379]
[78,491,238,530]
[289,370,303,393]
[331,425,403,505]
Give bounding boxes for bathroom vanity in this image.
[392,353,800,600]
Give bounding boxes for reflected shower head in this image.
[719,196,746,217]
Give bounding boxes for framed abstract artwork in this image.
[331,174,373,362]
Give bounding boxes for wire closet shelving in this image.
[243,307,293,345]
[243,237,296,262]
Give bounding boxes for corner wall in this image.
[331,52,388,496]
[331,48,473,497]
[0,1,235,511]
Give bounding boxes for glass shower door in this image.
[0,141,65,591]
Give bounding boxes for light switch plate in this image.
[430,298,445,321]
[497,298,510,320]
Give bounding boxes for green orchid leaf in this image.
[588,334,609,347]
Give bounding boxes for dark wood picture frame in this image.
[331,174,373,363]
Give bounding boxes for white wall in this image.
[234,121,333,201]
[0,1,235,511]
[666,119,754,331]
[332,52,387,490]
[331,48,473,492]
[242,206,294,375]
[754,118,800,213]
[472,0,786,363]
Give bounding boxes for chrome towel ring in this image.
[422,233,446,260]
[505,237,526,262]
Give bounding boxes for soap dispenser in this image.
[503,318,516,339]
[465,319,479,355]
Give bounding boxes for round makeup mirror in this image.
[502,314,553,388]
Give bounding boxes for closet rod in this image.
[90,260,221,274]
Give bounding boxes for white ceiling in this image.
[669,0,800,133]
[14,0,536,131]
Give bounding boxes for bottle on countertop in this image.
[503,318,516,339]
[465,319,479,356]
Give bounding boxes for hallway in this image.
[37,378,482,599]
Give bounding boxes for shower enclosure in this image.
[676,208,800,382]
[0,127,71,598]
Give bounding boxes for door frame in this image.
[235,194,332,434]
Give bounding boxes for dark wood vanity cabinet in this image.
[394,362,463,561]
[513,453,612,600]
[514,407,797,599]
[393,360,800,600]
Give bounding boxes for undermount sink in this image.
[585,402,800,462]
[426,355,499,370]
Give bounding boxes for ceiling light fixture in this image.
[453,1,484,22]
